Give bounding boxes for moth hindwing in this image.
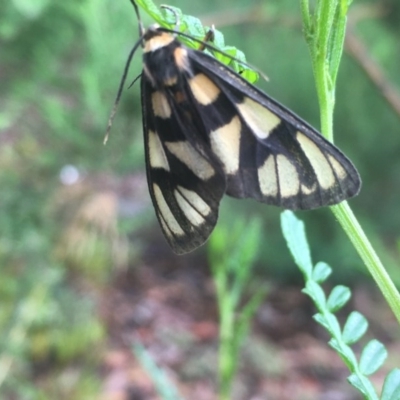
[137,26,361,254]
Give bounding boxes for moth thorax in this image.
[143,40,191,88]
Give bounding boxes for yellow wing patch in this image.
[237,97,281,139]
[173,47,190,72]
[328,154,347,180]
[152,91,171,119]
[165,141,215,180]
[148,130,170,170]
[189,73,221,105]
[296,132,335,189]
[174,186,211,226]
[153,183,184,236]
[210,115,242,174]
[258,156,278,197]
[301,183,317,195]
[276,155,299,197]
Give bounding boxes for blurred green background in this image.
[1,0,400,398]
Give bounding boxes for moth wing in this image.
[188,50,361,210]
[141,76,226,254]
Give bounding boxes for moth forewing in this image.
[187,49,361,209]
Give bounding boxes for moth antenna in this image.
[104,1,147,144]
[158,26,269,82]
[128,73,142,90]
[130,0,145,43]
[103,39,142,145]
[160,5,180,33]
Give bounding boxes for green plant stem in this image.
[218,295,235,400]
[209,220,263,400]
[211,256,235,400]
[304,0,400,324]
[332,203,400,324]
[312,5,336,142]
[315,59,334,142]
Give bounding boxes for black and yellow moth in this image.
[108,15,361,255]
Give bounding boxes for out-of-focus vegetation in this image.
[281,210,400,399]
[1,0,400,398]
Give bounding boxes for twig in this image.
[345,25,400,118]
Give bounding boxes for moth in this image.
[107,11,361,255]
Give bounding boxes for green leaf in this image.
[348,373,379,399]
[359,339,387,376]
[312,261,332,282]
[135,0,164,23]
[212,30,225,49]
[239,68,259,84]
[224,218,261,304]
[313,312,329,330]
[161,6,184,26]
[381,369,400,400]
[234,218,261,267]
[342,311,368,344]
[326,285,351,312]
[329,339,358,367]
[280,211,313,277]
[180,14,204,37]
[323,313,341,337]
[214,217,260,268]
[132,342,185,400]
[327,0,347,86]
[235,288,267,348]
[303,280,326,309]
[313,313,341,337]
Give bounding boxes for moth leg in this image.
[198,27,215,51]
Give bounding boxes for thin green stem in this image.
[313,58,334,142]
[209,220,262,400]
[218,297,235,400]
[300,0,312,39]
[310,0,336,142]
[316,0,337,58]
[211,259,236,400]
[302,0,400,324]
[332,203,400,323]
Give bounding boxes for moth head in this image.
[143,25,175,53]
